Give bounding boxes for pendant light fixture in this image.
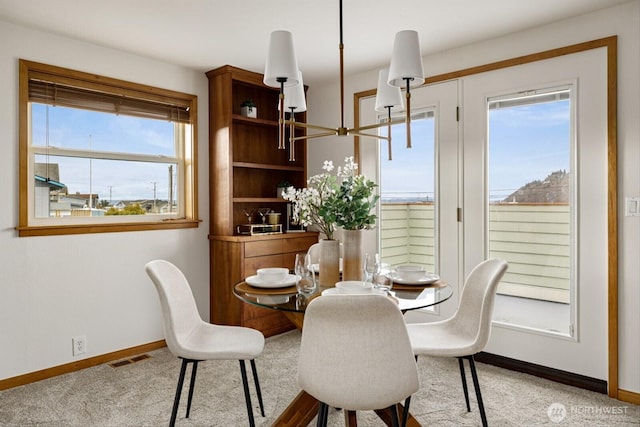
[263,0,424,157]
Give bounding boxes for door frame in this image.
[354,36,618,397]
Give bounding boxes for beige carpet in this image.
[0,330,637,426]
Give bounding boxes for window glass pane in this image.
[379,112,436,272]
[31,103,176,157]
[488,86,573,335]
[34,154,178,218]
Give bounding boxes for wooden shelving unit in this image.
[206,65,318,336]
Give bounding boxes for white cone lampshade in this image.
[264,30,300,88]
[375,68,403,112]
[388,30,424,88]
[280,70,307,113]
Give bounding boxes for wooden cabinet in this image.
[206,65,317,336]
[210,233,318,336]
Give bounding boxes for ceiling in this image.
[0,0,629,85]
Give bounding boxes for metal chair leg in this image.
[458,357,471,412]
[467,355,488,427]
[389,404,401,427]
[239,360,256,427]
[250,359,265,417]
[317,402,329,427]
[401,396,412,427]
[170,359,189,427]
[185,361,198,418]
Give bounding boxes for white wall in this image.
[307,1,640,394]
[0,21,210,380]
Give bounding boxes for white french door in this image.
[462,47,609,379]
[359,79,460,321]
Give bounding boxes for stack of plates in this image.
[245,274,298,288]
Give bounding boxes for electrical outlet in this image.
[72,335,86,356]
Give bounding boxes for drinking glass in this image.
[363,253,381,283]
[373,270,393,294]
[294,253,316,295]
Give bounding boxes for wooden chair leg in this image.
[185,360,198,418]
[458,357,471,412]
[239,360,256,427]
[250,359,265,417]
[170,359,189,427]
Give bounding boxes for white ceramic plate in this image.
[386,272,440,285]
[321,287,386,296]
[246,274,298,289]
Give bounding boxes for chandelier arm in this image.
[387,107,393,160]
[348,119,402,133]
[339,0,345,130]
[288,109,296,161]
[290,131,339,142]
[405,79,412,148]
[347,131,391,142]
[278,79,286,149]
[286,121,339,133]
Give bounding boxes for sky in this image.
[379,99,571,202]
[32,104,177,202]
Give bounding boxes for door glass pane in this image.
[487,86,574,336]
[379,111,436,272]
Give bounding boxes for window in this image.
[378,110,436,271]
[18,59,199,236]
[487,85,575,336]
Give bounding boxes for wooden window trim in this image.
[17,59,200,237]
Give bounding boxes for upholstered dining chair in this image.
[406,258,508,427]
[298,294,419,427]
[145,260,265,427]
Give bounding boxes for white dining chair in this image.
[145,260,265,427]
[298,294,419,427]
[406,258,508,427]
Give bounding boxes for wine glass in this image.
[242,208,255,224]
[363,252,381,283]
[257,207,271,224]
[294,253,316,295]
[373,270,393,294]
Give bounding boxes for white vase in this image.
[240,106,257,118]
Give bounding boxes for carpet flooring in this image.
[0,330,637,426]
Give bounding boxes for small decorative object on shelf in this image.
[237,224,283,235]
[240,99,257,118]
[277,180,292,198]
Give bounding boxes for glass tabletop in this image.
[233,281,453,313]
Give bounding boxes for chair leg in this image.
[239,360,256,427]
[401,396,411,427]
[467,355,488,427]
[316,402,329,427]
[185,361,198,418]
[458,357,471,412]
[170,358,190,427]
[250,359,265,417]
[388,404,401,427]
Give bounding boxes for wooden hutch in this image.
[206,65,318,336]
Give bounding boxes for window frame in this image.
[17,59,199,237]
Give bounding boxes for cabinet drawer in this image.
[245,240,284,257]
[282,236,318,254]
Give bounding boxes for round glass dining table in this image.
[233,280,453,314]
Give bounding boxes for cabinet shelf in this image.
[233,162,305,172]
[233,197,289,203]
[232,114,278,127]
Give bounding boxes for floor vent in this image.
[109,354,151,368]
